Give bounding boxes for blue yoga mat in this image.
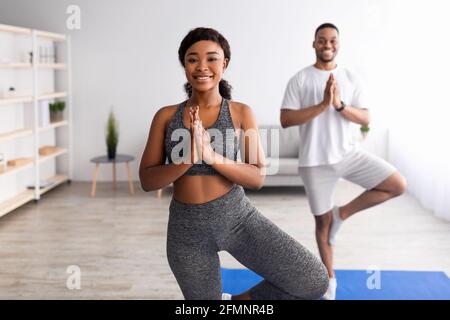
[221,268,450,300]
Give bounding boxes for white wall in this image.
[0,0,393,181]
[383,1,450,220]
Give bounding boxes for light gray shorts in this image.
[298,148,397,216]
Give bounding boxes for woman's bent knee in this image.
[287,259,329,300]
[302,262,329,300]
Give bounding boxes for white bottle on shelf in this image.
[39,100,50,127]
[50,45,55,63]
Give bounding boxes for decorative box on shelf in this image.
[7,157,33,167]
[39,145,58,156]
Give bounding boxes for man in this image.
[280,23,407,300]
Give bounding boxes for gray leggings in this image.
[167,184,328,300]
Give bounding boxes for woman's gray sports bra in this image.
[164,98,239,176]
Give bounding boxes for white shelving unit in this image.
[0,23,72,218]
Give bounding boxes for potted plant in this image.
[106,110,119,159]
[360,125,370,139]
[49,101,65,123]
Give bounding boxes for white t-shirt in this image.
[281,65,366,167]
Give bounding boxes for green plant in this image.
[360,125,370,133]
[49,101,65,112]
[106,110,119,158]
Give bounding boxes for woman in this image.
[139,27,328,300]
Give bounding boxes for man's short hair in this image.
[315,23,339,38]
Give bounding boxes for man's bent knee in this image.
[391,173,407,197]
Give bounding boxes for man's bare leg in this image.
[315,172,407,299]
[315,212,336,299]
[339,172,407,220]
[329,172,407,246]
[315,213,335,278]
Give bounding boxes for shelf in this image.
[0,63,32,69]
[37,63,67,70]
[0,62,67,70]
[0,24,31,35]
[38,120,68,133]
[37,92,67,100]
[0,128,33,143]
[0,95,33,106]
[39,147,68,163]
[39,175,69,196]
[0,160,34,178]
[0,190,35,219]
[0,92,67,105]
[0,23,71,219]
[0,149,67,176]
[0,63,66,69]
[35,30,66,42]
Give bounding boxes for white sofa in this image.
[240,124,303,187]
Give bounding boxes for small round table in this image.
[90,154,135,197]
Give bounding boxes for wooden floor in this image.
[0,180,449,299]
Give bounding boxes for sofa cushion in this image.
[238,125,300,162]
[277,126,300,158]
[266,157,299,175]
[258,125,299,158]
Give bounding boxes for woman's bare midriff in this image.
[173,175,235,204]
